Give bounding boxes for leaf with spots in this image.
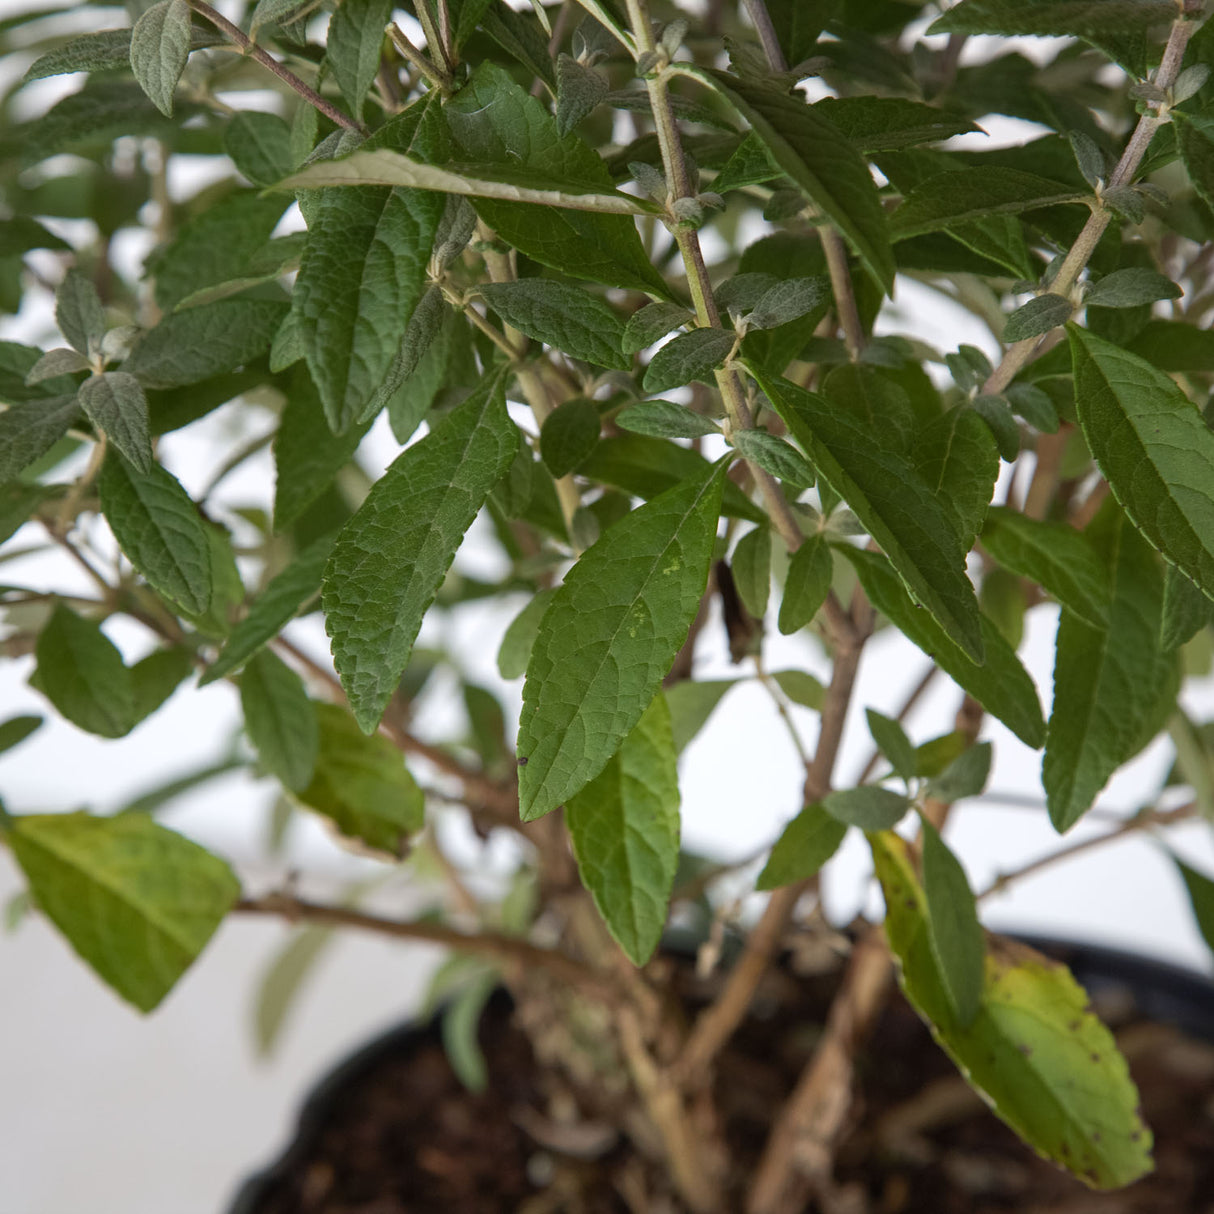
[871,830,1152,1190]
[323,374,518,733]
[518,460,727,822]
[566,694,681,965]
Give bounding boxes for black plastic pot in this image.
[224,938,1214,1214]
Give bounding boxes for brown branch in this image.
[821,227,866,360]
[235,893,613,995]
[187,0,365,133]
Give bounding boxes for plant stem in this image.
[235,893,614,995]
[983,13,1200,396]
[187,0,365,133]
[821,227,866,359]
[741,0,786,73]
[386,21,453,95]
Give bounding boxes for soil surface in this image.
[240,944,1214,1214]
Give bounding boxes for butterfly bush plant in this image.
[5,0,1214,1207]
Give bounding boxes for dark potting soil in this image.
[241,943,1214,1214]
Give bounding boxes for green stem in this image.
[386,21,453,95]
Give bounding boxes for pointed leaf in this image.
[223,112,296,188]
[26,348,89,383]
[731,428,815,489]
[616,400,720,440]
[1070,325,1214,604]
[1161,564,1213,651]
[55,270,105,357]
[981,506,1110,628]
[129,646,194,723]
[324,376,518,732]
[920,818,984,1027]
[694,68,895,292]
[129,0,191,117]
[732,525,770,619]
[622,303,693,356]
[813,96,981,153]
[480,280,627,369]
[33,603,135,739]
[1174,857,1214,958]
[98,452,212,617]
[912,406,999,551]
[566,695,680,965]
[778,531,832,634]
[890,168,1089,239]
[1003,293,1073,342]
[841,547,1045,747]
[754,367,985,663]
[822,786,911,830]
[295,703,423,854]
[1044,506,1178,832]
[78,372,153,474]
[927,741,993,803]
[0,715,43,757]
[756,803,848,890]
[770,668,825,709]
[201,535,335,685]
[1085,268,1181,309]
[4,811,238,1012]
[0,395,80,483]
[253,925,334,1056]
[539,397,600,477]
[556,53,608,136]
[294,98,448,432]
[664,678,739,753]
[518,462,727,821]
[326,0,393,114]
[240,650,318,791]
[871,831,1152,1189]
[642,328,735,394]
[865,709,916,783]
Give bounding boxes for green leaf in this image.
[920,818,984,1027]
[731,428,815,489]
[1070,325,1214,603]
[1174,856,1214,958]
[1177,113,1214,211]
[4,811,238,1012]
[1126,320,1214,373]
[98,452,212,617]
[0,395,81,483]
[912,406,1000,551]
[33,603,135,739]
[295,703,424,854]
[124,298,287,389]
[1004,293,1073,342]
[1043,505,1178,833]
[770,668,825,709]
[240,650,318,792]
[580,434,764,522]
[0,217,71,257]
[539,398,600,477]
[822,785,911,830]
[747,277,830,331]
[249,0,319,34]
[24,28,135,81]
[253,925,334,1056]
[0,482,53,546]
[756,803,848,891]
[129,0,191,117]
[324,376,518,732]
[518,461,727,821]
[0,715,43,757]
[871,830,1152,1189]
[976,396,1021,461]
[890,168,1089,239]
[622,303,693,356]
[294,97,448,433]
[55,270,105,358]
[1161,564,1213,652]
[326,0,393,114]
[927,741,993,803]
[566,695,681,965]
[201,534,334,685]
[642,328,735,394]
[664,678,739,753]
[754,368,985,663]
[732,526,770,619]
[129,646,194,722]
[223,112,296,189]
[778,531,832,635]
[480,280,628,369]
[711,131,782,194]
[497,589,556,680]
[694,68,895,292]
[556,53,608,136]
[813,96,981,153]
[78,372,153,474]
[616,400,719,440]
[865,709,916,783]
[981,506,1109,628]
[273,367,370,531]
[26,348,89,384]
[841,547,1046,747]
[1085,268,1181,309]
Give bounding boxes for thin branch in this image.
[235,893,613,995]
[386,19,453,94]
[978,801,1198,902]
[741,0,786,73]
[188,0,364,133]
[821,227,866,360]
[983,13,1200,396]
